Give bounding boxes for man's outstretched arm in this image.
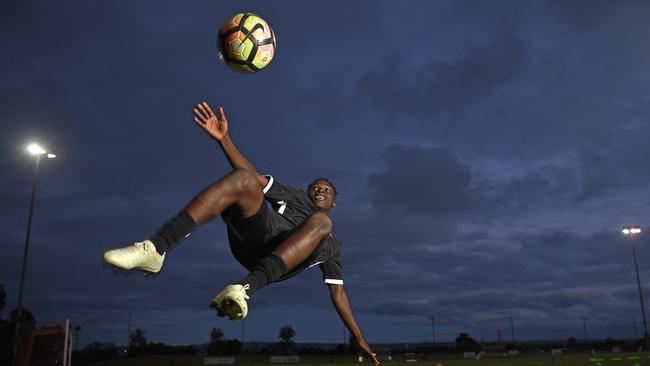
[193,102,268,188]
[328,284,380,365]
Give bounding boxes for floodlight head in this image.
[26,143,57,158]
[622,225,641,236]
[27,143,46,155]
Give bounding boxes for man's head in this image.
[307,178,337,212]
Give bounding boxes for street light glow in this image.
[27,143,46,155]
[622,226,642,235]
[26,143,57,159]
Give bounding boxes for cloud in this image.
[357,36,528,117]
[343,227,646,339]
[368,144,474,217]
[577,134,650,201]
[548,0,650,33]
[362,143,580,225]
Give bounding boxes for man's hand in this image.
[193,102,228,141]
[357,339,380,365]
[328,284,380,365]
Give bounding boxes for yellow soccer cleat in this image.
[103,240,165,273]
[210,284,250,320]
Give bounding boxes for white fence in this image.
[270,356,301,363]
[204,356,236,364]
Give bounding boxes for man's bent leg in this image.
[240,212,332,292]
[212,213,332,320]
[185,169,265,225]
[273,212,333,269]
[150,169,265,253]
[104,169,265,272]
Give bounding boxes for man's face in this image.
[308,180,337,212]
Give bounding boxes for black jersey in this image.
[263,175,344,285]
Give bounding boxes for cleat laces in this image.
[241,284,251,299]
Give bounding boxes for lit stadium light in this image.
[27,143,57,159]
[621,224,648,350]
[622,226,642,235]
[14,141,57,365]
[27,143,46,155]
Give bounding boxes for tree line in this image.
[1,285,646,363]
[72,324,303,362]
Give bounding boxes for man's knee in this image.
[306,212,332,237]
[228,169,261,194]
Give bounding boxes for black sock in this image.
[149,210,197,255]
[237,253,288,294]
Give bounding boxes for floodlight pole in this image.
[632,242,649,349]
[430,316,435,348]
[623,226,649,351]
[12,154,41,366]
[127,311,132,350]
[579,316,588,347]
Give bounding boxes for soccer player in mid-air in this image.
[104,102,379,365]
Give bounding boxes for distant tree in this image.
[0,285,6,317]
[174,345,198,355]
[211,328,223,343]
[207,328,224,355]
[0,285,6,364]
[279,325,296,354]
[78,342,118,363]
[598,337,626,351]
[0,320,10,365]
[455,332,480,352]
[128,328,147,356]
[348,334,359,354]
[206,328,241,355]
[129,328,147,348]
[279,325,296,343]
[0,307,36,365]
[221,339,242,355]
[138,342,197,356]
[9,307,35,325]
[566,336,578,349]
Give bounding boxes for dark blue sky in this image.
[2,0,650,348]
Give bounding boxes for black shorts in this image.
[222,202,294,271]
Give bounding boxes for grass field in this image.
[92,352,650,366]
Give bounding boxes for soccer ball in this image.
[217,13,276,73]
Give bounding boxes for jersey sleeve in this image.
[263,175,301,199]
[262,175,314,212]
[319,252,343,285]
[262,175,278,195]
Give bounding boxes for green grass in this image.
[89,352,650,366]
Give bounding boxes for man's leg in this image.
[184,169,264,226]
[152,168,265,253]
[103,169,265,272]
[239,211,333,291]
[212,212,332,319]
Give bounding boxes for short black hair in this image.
[308,177,337,196]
